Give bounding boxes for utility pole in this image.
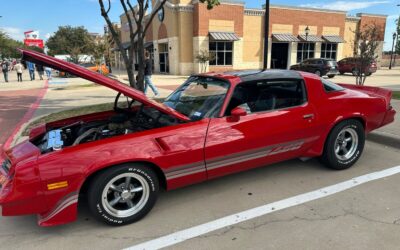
[389,32,396,69]
[263,0,270,70]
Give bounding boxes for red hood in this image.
[19,48,190,122]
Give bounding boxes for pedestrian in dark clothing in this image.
[36,64,44,80]
[26,61,35,81]
[1,59,10,83]
[15,61,24,82]
[144,51,159,96]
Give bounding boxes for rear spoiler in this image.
[339,84,393,110]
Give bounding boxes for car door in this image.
[204,79,321,179]
[309,59,318,73]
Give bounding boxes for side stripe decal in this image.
[165,136,319,180]
[38,192,79,224]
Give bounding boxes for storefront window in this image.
[297,43,315,63]
[321,43,337,60]
[209,41,233,66]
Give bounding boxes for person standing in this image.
[36,64,45,80]
[44,66,52,80]
[15,60,24,82]
[26,61,35,81]
[1,59,10,83]
[144,51,159,97]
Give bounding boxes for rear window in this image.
[326,60,338,66]
[321,78,344,92]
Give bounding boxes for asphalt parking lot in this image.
[0,69,399,250]
[0,140,399,250]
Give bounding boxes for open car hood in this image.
[19,48,190,122]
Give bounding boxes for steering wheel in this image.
[114,92,135,114]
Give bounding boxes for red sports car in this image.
[0,49,396,227]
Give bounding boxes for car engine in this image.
[34,107,179,153]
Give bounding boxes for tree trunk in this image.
[136,35,146,92]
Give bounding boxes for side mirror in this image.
[229,107,247,122]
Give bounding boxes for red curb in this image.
[3,80,49,150]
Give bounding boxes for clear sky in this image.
[0,0,398,50]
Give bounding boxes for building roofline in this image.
[261,4,347,14]
[192,0,244,6]
[356,13,388,18]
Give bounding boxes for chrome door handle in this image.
[303,114,314,119]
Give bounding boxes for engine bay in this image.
[34,105,180,153]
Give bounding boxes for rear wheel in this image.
[88,164,159,226]
[320,119,365,170]
[339,71,344,75]
[314,70,321,77]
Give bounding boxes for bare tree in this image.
[353,23,382,85]
[99,0,219,91]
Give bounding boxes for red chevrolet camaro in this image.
[0,49,396,226]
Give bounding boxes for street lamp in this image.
[305,26,310,61]
[389,32,397,70]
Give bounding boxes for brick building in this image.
[116,0,387,75]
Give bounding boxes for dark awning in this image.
[272,33,300,42]
[112,42,131,51]
[144,42,153,48]
[298,35,324,42]
[209,32,240,41]
[322,35,345,43]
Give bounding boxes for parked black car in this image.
[290,58,339,78]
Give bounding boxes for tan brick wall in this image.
[298,25,317,35]
[343,20,358,58]
[178,12,194,64]
[243,15,263,63]
[152,5,178,40]
[271,24,293,34]
[322,26,340,35]
[209,20,235,32]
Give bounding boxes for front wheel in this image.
[320,119,365,170]
[88,164,159,226]
[314,70,321,77]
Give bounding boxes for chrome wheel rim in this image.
[334,128,359,161]
[102,173,149,218]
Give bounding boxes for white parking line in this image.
[125,165,400,250]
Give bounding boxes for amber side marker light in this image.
[47,181,68,190]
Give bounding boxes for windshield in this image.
[163,76,229,120]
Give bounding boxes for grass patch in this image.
[393,91,400,100]
[22,102,115,136]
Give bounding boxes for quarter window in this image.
[321,78,344,92]
[321,43,338,60]
[297,43,315,63]
[209,41,233,66]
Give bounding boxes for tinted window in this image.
[326,60,338,66]
[226,80,307,115]
[321,78,345,92]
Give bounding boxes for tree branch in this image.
[99,0,125,60]
[144,0,167,34]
